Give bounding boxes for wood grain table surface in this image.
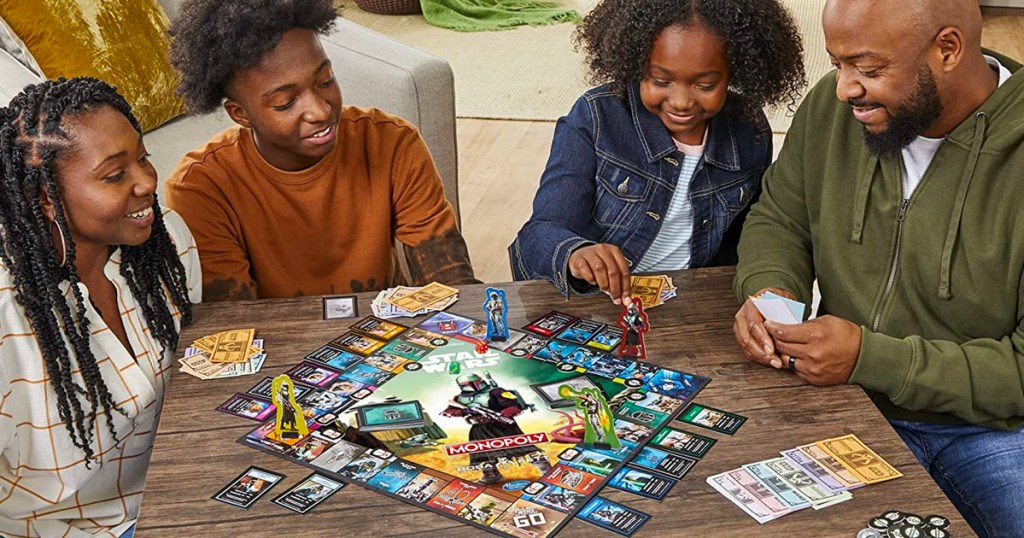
[138,267,969,537]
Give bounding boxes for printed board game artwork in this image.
[234,310,710,537]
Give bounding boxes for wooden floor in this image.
[458,10,1024,283]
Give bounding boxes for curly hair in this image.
[0,77,193,465]
[576,0,806,117]
[168,0,338,114]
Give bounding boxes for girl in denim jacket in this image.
[510,0,805,303]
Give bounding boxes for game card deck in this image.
[271,473,346,514]
[212,466,284,509]
[608,466,676,500]
[679,403,747,435]
[427,479,484,515]
[356,401,425,432]
[524,311,577,337]
[579,497,650,537]
[650,425,716,458]
[631,446,699,479]
[217,393,275,421]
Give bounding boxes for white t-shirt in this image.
[635,136,703,272]
[0,209,201,537]
[901,55,1011,198]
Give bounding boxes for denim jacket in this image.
[509,82,772,295]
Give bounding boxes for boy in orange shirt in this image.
[166,0,476,301]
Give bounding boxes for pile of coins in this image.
[856,510,951,538]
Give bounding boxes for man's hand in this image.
[765,315,862,386]
[734,287,796,368]
[568,243,632,305]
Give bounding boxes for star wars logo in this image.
[419,347,501,373]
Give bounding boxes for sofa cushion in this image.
[0,0,184,132]
[0,47,40,107]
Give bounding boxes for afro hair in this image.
[168,0,338,114]
[575,0,806,117]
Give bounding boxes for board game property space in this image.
[234,310,710,537]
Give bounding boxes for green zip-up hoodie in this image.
[735,52,1024,429]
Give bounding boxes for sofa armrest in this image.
[320,18,461,226]
[0,48,42,107]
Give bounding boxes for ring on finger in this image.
[788,356,797,372]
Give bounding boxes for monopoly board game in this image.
[234,310,709,537]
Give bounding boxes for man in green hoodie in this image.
[733,0,1024,535]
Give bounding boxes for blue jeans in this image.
[890,420,1024,537]
[120,524,135,538]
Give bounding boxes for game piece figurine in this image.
[617,299,650,360]
[483,287,509,342]
[272,374,309,440]
[557,384,620,449]
[441,372,549,485]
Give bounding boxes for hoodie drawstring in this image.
[938,112,988,300]
[850,154,879,243]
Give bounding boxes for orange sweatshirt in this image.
[165,107,474,300]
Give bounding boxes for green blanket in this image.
[420,0,579,31]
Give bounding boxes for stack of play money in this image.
[371,282,459,319]
[179,328,266,380]
[630,275,676,308]
[707,434,902,523]
[858,511,951,538]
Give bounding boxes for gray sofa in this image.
[0,1,461,223]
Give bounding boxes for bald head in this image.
[824,0,982,51]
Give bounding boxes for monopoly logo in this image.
[444,433,550,456]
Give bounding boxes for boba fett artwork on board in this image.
[440,372,550,484]
[341,336,632,488]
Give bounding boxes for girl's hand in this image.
[568,243,632,304]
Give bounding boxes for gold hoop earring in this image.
[52,220,67,267]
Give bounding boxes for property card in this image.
[271,473,345,514]
[350,316,407,340]
[212,466,284,509]
[679,403,747,435]
[216,393,276,421]
[332,332,386,356]
[540,464,602,495]
[650,425,717,458]
[751,291,805,324]
[631,446,699,479]
[607,466,676,500]
[524,311,578,337]
[578,497,651,537]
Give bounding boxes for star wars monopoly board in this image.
[235,310,709,537]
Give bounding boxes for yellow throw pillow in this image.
[0,0,184,132]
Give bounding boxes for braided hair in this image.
[0,77,193,465]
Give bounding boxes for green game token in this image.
[449,361,460,375]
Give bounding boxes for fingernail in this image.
[770,359,781,368]
[613,298,621,305]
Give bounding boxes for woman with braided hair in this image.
[0,77,200,537]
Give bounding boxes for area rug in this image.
[337,0,833,132]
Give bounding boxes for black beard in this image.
[859,67,943,159]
